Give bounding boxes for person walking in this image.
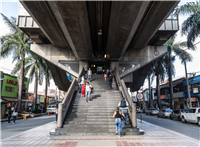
[12,109,18,124]
[104,72,107,81]
[113,107,124,137]
[85,82,93,102]
[118,97,129,127]
[7,109,11,124]
[108,74,114,89]
[11,105,14,113]
[81,83,86,97]
[87,68,92,82]
[78,76,85,93]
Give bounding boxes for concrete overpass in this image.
[17,1,179,92]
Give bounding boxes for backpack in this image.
[121,100,127,108]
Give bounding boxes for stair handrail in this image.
[57,67,86,128]
[113,68,133,124]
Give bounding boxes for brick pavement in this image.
[1,120,199,147]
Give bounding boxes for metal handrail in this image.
[113,68,132,124]
[57,67,85,128]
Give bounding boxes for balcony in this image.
[149,14,179,46]
[16,3,50,44]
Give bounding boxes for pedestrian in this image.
[12,109,18,124]
[87,68,92,82]
[85,82,93,102]
[104,72,107,81]
[7,109,11,124]
[118,97,129,127]
[78,78,84,94]
[108,74,114,89]
[113,107,124,137]
[55,107,58,122]
[82,83,86,97]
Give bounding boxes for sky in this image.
[0,0,200,92]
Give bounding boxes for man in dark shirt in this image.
[108,74,114,89]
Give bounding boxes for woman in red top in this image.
[82,83,86,97]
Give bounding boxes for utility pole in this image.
[184,61,192,108]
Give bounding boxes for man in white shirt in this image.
[118,97,129,127]
[78,76,85,93]
[87,68,92,82]
[85,82,93,102]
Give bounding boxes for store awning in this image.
[1,98,31,102]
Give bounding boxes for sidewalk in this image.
[1,119,199,147]
[1,113,47,122]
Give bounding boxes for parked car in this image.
[181,107,200,126]
[157,109,173,118]
[146,108,159,115]
[47,105,57,114]
[170,109,186,120]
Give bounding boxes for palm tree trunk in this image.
[184,61,192,108]
[156,74,161,109]
[44,75,48,113]
[148,75,152,108]
[33,64,38,110]
[168,61,174,110]
[17,53,25,112]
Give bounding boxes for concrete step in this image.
[63,124,132,129]
[65,121,131,125]
[70,110,119,113]
[65,118,130,122]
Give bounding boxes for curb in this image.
[1,113,48,122]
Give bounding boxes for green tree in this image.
[42,61,52,112]
[164,35,193,110]
[151,56,166,109]
[175,1,200,48]
[0,14,32,112]
[12,51,45,110]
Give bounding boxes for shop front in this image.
[1,71,29,118]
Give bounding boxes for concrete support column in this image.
[131,103,137,128]
[57,103,63,128]
[79,61,88,74]
[110,61,119,72]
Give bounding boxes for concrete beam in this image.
[31,44,79,78]
[106,1,145,59]
[130,1,179,49]
[120,46,167,78]
[45,60,71,92]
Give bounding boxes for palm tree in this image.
[165,35,194,110]
[0,14,32,112]
[42,61,52,112]
[175,1,200,48]
[12,51,45,110]
[151,56,166,109]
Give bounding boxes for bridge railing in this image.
[113,68,137,128]
[57,67,85,128]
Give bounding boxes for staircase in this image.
[55,74,143,136]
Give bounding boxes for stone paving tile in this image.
[1,120,200,147]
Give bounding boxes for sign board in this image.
[141,101,144,104]
[154,51,159,56]
[193,87,199,94]
[1,73,29,98]
[136,93,143,100]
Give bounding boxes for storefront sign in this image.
[191,97,197,102]
[193,87,199,94]
[1,73,29,98]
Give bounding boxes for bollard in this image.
[57,103,63,128]
[131,103,137,128]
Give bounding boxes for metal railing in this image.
[113,68,137,128]
[57,67,86,128]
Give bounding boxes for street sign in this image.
[141,101,144,104]
[154,51,159,56]
[136,93,144,100]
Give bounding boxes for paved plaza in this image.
[1,119,199,147]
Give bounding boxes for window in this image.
[198,109,200,113]
[5,86,14,92]
[166,109,173,112]
[187,109,196,113]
